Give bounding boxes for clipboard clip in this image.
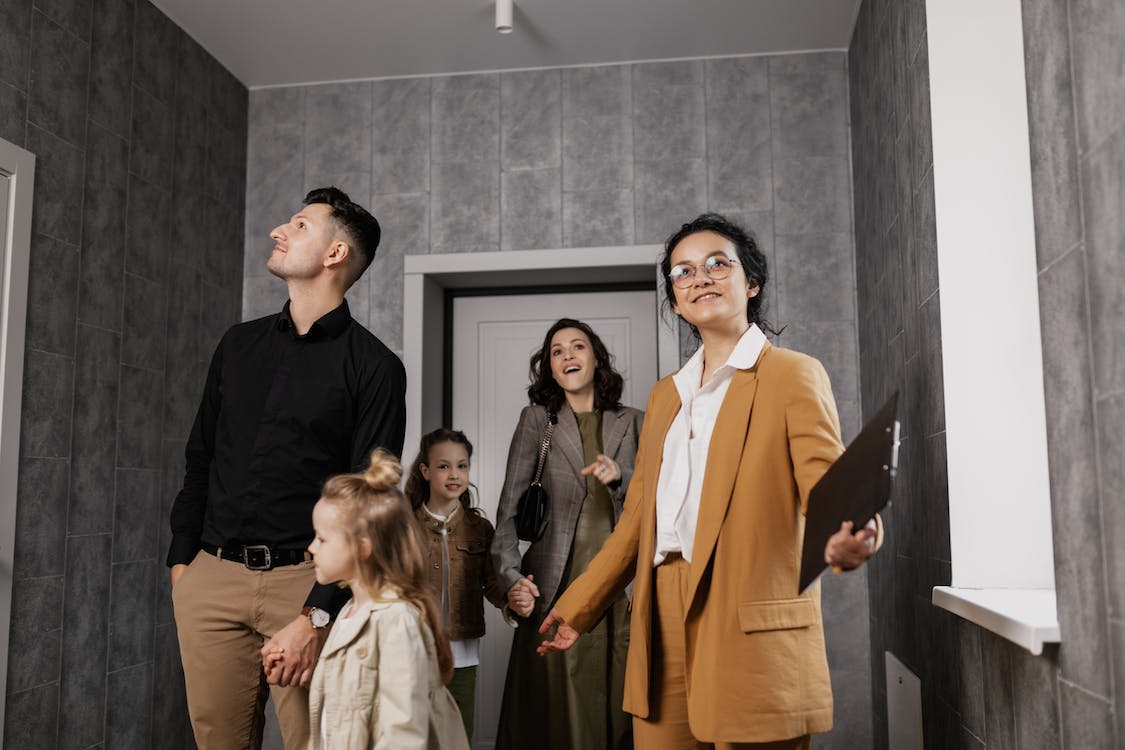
[883,420,902,478]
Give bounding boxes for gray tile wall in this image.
[2,0,247,747]
[850,0,1125,746]
[243,53,870,748]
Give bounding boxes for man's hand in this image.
[507,575,539,618]
[260,615,329,687]
[536,608,579,655]
[170,564,188,589]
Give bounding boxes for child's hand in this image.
[262,647,286,678]
[507,575,539,617]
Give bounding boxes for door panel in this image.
[450,290,658,748]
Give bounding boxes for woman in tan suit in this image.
[492,318,644,750]
[538,214,878,749]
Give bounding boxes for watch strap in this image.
[301,605,331,628]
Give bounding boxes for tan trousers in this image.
[172,549,317,750]
[634,554,812,750]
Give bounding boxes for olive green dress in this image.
[496,412,632,750]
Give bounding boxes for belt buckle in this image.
[242,545,272,570]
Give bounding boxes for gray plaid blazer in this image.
[491,402,644,619]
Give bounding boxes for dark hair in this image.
[527,318,624,413]
[404,428,483,517]
[660,213,777,338]
[303,186,381,282]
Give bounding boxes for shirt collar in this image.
[277,299,352,339]
[423,502,460,524]
[726,323,767,370]
[672,324,767,398]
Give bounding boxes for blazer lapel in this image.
[551,403,586,476]
[601,408,628,460]
[635,382,682,574]
[686,368,759,610]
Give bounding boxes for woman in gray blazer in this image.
[493,318,643,750]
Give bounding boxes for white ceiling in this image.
[151,0,861,89]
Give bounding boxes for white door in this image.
[450,290,659,749]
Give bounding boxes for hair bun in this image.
[363,449,404,491]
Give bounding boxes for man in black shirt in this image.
[167,187,406,749]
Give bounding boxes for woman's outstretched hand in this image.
[824,520,877,571]
[536,608,579,655]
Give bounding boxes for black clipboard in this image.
[798,392,900,593]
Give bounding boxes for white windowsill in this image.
[931,587,1060,655]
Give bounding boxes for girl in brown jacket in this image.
[406,429,509,740]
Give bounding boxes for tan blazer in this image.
[308,595,469,750]
[554,343,844,743]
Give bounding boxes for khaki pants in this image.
[634,555,811,750]
[172,549,317,750]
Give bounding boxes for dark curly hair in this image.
[527,319,624,413]
[661,213,777,338]
[404,428,483,517]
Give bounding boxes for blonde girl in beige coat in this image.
[265,450,468,750]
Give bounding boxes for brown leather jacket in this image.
[415,504,508,641]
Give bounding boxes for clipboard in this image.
[798,392,900,593]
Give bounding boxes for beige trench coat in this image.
[307,595,468,750]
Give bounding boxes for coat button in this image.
[355,647,368,659]
[433,563,440,569]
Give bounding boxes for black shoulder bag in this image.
[515,411,556,542]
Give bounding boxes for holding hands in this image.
[259,615,329,687]
[580,453,620,486]
[262,645,285,682]
[507,575,540,618]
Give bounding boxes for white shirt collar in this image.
[673,324,767,397]
[423,502,460,524]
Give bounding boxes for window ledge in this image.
[931,587,1060,655]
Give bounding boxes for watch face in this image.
[309,608,331,628]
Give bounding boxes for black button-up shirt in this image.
[166,300,407,612]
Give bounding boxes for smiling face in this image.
[307,500,359,586]
[670,230,759,334]
[419,440,471,508]
[548,327,596,398]
[266,202,337,281]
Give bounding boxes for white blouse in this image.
[653,325,767,566]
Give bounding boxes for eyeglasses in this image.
[667,256,740,288]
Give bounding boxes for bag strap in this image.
[530,411,556,484]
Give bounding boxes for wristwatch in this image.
[301,606,331,629]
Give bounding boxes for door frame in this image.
[0,136,36,736]
[441,280,658,426]
[402,245,678,461]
